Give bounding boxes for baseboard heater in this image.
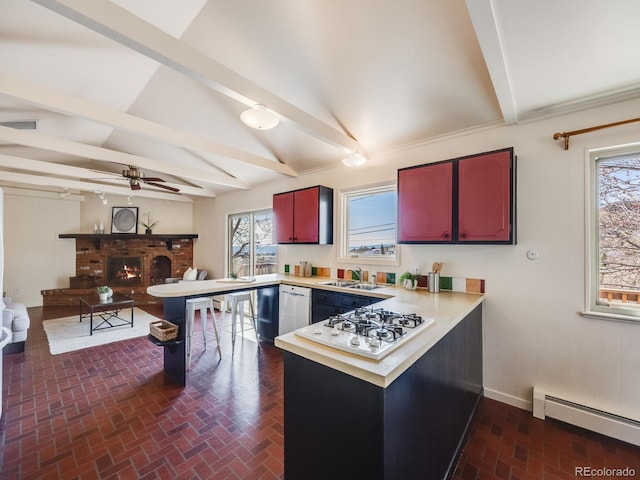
[533,387,640,446]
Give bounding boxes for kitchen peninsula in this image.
[148,275,483,479]
[275,286,483,480]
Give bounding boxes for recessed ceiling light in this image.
[240,104,280,130]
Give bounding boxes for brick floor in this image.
[1,305,638,479]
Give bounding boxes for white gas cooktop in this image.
[295,316,434,360]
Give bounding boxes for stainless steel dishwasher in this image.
[278,285,311,335]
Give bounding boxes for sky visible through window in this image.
[348,190,396,256]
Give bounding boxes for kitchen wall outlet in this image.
[526,249,539,260]
[411,266,420,275]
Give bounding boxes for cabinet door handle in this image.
[460,232,467,239]
[442,232,450,239]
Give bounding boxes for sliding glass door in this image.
[228,209,277,277]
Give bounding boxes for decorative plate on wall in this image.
[111,206,138,234]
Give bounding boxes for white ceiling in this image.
[1,0,640,201]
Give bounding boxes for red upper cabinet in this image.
[273,186,333,244]
[273,191,295,243]
[397,147,516,244]
[398,161,453,242]
[458,149,514,243]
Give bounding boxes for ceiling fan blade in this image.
[141,177,165,182]
[145,181,180,193]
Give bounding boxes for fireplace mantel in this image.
[59,233,198,251]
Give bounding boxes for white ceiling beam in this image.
[30,0,365,156]
[0,170,193,202]
[0,74,297,177]
[0,152,216,198]
[465,0,518,124]
[0,125,246,189]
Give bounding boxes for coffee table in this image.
[79,293,135,335]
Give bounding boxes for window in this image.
[228,209,277,277]
[339,184,398,265]
[587,146,640,320]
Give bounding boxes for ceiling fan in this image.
[118,165,180,193]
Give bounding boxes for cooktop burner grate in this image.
[295,306,435,359]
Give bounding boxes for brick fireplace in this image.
[42,234,196,306]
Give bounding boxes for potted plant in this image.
[140,211,159,235]
[97,285,112,301]
[398,271,418,290]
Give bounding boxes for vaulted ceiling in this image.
[1,0,639,202]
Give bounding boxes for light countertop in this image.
[148,273,484,388]
[275,288,483,388]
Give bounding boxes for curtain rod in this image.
[553,116,640,150]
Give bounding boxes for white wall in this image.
[3,189,80,306]
[80,195,193,234]
[194,98,640,422]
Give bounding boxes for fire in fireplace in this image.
[106,256,143,285]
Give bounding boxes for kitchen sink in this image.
[316,280,357,287]
[347,283,382,290]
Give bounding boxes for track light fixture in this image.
[95,191,108,205]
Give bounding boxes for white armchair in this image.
[2,297,30,353]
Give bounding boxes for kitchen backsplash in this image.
[285,265,485,294]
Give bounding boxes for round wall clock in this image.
[111,207,138,233]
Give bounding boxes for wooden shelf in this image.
[59,233,198,250]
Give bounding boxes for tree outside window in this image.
[229,209,276,277]
[595,154,640,310]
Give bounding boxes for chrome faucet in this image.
[345,266,363,283]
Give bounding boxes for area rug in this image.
[42,307,161,355]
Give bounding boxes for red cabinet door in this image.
[292,187,319,243]
[458,150,512,242]
[273,191,294,243]
[398,162,453,242]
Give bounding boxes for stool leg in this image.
[231,299,238,345]
[209,301,222,360]
[249,298,257,337]
[239,300,246,337]
[199,306,208,351]
[186,306,195,370]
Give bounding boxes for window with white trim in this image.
[587,146,640,320]
[228,209,277,277]
[339,184,398,265]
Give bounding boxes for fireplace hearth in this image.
[107,256,143,285]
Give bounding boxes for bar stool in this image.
[224,291,257,345]
[185,297,221,370]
